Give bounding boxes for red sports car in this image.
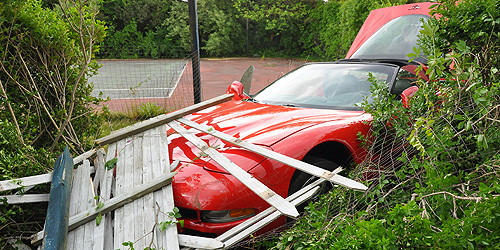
[169,2,433,237]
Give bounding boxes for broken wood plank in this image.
[0,149,96,192]
[92,148,110,250]
[69,171,176,232]
[95,94,233,146]
[113,138,127,249]
[142,129,156,247]
[0,194,49,204]
[68,161,90,250]
[223,187,320,249]
[66,157,83,250]
[121,136,136,248]
[151,125,179,250]
[168,120,299,218]
[81,161,95,250]
[177,117,368,191]
[215,169,339,243]
[132,133,146,249]
[177,234,224,249]
[31,171,177,245]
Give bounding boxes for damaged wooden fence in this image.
[0,93,368,249]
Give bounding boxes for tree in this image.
[0,0,105,161]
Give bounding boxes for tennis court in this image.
[89,59,188,99]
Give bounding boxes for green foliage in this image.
[0,0,106,244]
[95,0,412,59]
[199,0,245,57]
[158,207,184,231]
[136,102,165,120]
[272,0,500,249]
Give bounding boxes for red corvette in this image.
[169,2,433,237]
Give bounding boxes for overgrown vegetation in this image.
[0,0,105,246]
[96,0,415,59]
[273,0,500,249]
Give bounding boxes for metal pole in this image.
[189,0,202,104]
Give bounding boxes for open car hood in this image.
[168,100,364,168]
[346,2,434,61]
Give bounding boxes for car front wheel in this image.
[287,155,339,214]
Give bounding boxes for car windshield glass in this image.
[351,15,429,63]
[253,63,398,110]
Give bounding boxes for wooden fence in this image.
[1,94,367,249]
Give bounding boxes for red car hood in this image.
[346,2,434,59]
[168,100,365,167]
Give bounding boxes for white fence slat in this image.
[92,149,105,197]
[66,158,84,250]
[132,134,147,249]
[168,120,299,218]
[159,125,179,250]
[151,125,179,250]
[0,149,95,192]
[69,162,86,249]
[104,143,116,250]
[81,160,95,249]
[150,129,165,248]
[142,128,156,247]
[123,136,136,247]
[113,139,127,249]
[0,194,49,204]
[216,168,339,242]
[177,117,368,191]
[95,94,233,146]
[224,187,320,248]
[177,234,224,249]
[0,173,52,192]
[92,149,107,250]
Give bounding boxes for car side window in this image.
[391,68,418,98]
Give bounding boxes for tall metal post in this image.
[189,0,202,104]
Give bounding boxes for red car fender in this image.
[248,113,371,187]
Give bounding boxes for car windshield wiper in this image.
[281,103,297,107]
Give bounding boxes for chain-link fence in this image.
[89,47,199,134]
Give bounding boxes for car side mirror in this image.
[226,81,250,100]
[401,86,419,108]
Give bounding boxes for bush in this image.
[0,0,105,245]
[274,0,500,249]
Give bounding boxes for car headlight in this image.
[201,208,257,223]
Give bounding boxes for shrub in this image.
[274,0,500,249]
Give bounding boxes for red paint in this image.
[346,2,435,59]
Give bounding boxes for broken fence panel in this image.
[168,120,299,219]
[216,168,340,243]
[0,149,96,193]
[32,154,178,246]
[95,94,233,146]
[223,187,320,249]
[177,117,368,191]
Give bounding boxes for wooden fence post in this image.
[42,146,74,250]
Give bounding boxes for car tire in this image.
[287,155,339,215]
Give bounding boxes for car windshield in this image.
[351,14,429,63]
[253,63,398,110]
